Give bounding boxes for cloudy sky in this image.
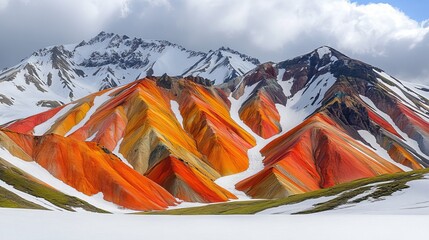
[0,0,428,83]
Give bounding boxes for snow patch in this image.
[278,73,336,133]
[360,94,429,160]
[316,46,331,58]
[65,88,116,137]
[170,100,184,128]
[32,103,77,135]
[276,69,292,96]
[403,81,429,101]
[357,130,412,171]
[257,195,337,214]
[86,131,98,141]
[112,138,133,168]
[324,174,429,214]
[374,69,429,121]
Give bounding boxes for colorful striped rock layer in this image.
[1,46,428,211]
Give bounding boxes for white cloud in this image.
[0,0,8,10]
[158,0,429,82]
[171,0,428,55]
[120,0,130,17]
[0,0,428,83]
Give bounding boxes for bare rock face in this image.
[0,94,13,106]
[36,100,63,108]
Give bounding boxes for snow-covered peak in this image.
[86,31,118,45]
[309,46,343,66]
[182,46,260,85]
[0,32,260,122]
[217,46,260,65]
[73,32,208,70]
[315,46,332,58]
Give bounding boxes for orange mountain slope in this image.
[231,63,285,139]
[0,130,177,210]
[239,89,281,139]
[178,80,256,175]
[4,77,247,202]
[146,156,236,202]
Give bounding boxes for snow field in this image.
[1,208,428,240]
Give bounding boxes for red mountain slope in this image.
[236,113,405,198]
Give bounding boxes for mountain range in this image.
[0,31,259,123]
[0,32,428,212]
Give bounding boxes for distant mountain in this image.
[0,32,259,123]
[1,45,428,212]
[182,46,260,84]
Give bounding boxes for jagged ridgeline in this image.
[0,32,259,123]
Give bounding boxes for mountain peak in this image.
[181,46,260,85]
[216,46,261,65]
[88,31,116,45]
[0,32,261,122]
[315,46,333,57]
[311,46,354,62]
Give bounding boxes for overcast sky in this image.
[0,0,428,83]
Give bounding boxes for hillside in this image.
[0,41,428,212]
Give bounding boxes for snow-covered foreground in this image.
[258,175,429,215]
[326,176,429,215]
[1,208,428,240]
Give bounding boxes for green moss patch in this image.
[0,186,46,209]
[0,163,108,213]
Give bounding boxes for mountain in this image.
[182,47,260,84]
[0,32,259,123]
[0,43,428,212]
[225,46,429,198]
